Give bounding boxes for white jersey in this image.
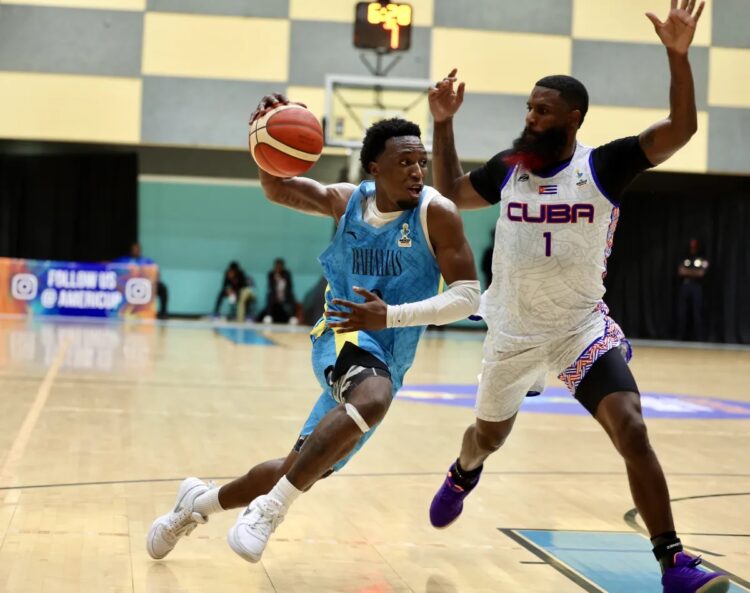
[482,143,619,349]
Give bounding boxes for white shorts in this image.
[475,308,631,422]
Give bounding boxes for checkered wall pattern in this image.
[0,0,748,174]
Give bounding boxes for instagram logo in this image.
[11,274,38,300]
[125,278,152,305]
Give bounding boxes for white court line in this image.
[1,339,70,502]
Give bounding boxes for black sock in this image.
[452,458,483,488]
[651,531,683,572]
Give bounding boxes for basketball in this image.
[249,104,324,177]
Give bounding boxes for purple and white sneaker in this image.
[662,553,729,593]
[429,463,482,529]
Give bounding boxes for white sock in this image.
[267,476,302,508]
[193,486,224,516]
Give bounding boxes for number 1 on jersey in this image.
[543,231,552,256]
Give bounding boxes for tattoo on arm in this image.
[274,192,322,213]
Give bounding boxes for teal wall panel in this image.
[2,1,749,173]
[139,178,333,316]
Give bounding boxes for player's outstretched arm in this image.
[639,0,704,166]
[430,70,492,210]
[325,196,480,332]
[251,94,353,220]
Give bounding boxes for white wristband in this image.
[386,280,480,328]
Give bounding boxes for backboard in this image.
[324,75,432,150]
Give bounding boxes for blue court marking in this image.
[215,327,275,345]
[397,384,750,419]
[507,530,748,593]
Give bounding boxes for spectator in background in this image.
[114,242,168,319]
[214,261,256,322]
[676,238,709,341]
[257,258,297,324]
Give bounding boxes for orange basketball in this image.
[249,104,324,177]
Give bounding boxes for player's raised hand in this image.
[646,0,705,55]
[428,68,466,123]
[325,287,387,332]
[249,93,307,124]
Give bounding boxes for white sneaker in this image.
[227,495,286,563]
[146,477,211,559]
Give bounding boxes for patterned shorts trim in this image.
[558,315,632,393]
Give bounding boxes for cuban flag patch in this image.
[539,185,557,195]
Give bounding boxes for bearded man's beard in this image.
[503,126,569,171]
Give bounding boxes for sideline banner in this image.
[0,257,157,319]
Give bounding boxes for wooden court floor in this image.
[0,316,748,593]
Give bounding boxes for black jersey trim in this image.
[588,151,618,207]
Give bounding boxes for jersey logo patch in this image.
[575,169,588,187]
[538,185,557,195]
[398,223,412,248]
[517,173,529,182]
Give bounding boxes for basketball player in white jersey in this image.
[427,2,728,592]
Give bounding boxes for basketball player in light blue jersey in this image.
[426,2,728,593]
[146,104,481,565]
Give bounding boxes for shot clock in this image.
[353,2,413,52]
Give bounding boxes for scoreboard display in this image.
[354,2,413,52]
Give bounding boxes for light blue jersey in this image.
[303,180,442,470]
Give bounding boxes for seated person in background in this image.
[113,242,168,319]
[257,258,297,324]
[213,261,256,322]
